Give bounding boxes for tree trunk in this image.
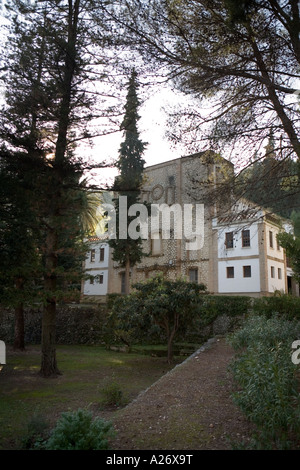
[39,229,61,377]
[40,300,60,377]
[249,27,300,160]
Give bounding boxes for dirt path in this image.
[111,337,255,450]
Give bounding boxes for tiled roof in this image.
[88,235,108,242]
[218,209,260,224]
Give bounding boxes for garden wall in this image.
[183,295,252,343]
[0,295,253,346]
[0,304,108,346]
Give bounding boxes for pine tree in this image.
[109,70,148,294]
[0,0,123,376]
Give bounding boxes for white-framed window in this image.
[99,247,105,262]
[269,231,274,248]
[225,232,234,249]
[277,237,281,251]
[271,266,275,278]
[90,249,95,262]
[242,229,250,247]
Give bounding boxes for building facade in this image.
[212,202,287,297]
[81,236,111,302]
[81,152,296,301]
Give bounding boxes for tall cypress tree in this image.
[109,70,147,294]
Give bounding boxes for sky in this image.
[85,87,184,189]
[0,5,193,191]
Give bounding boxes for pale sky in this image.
[85,88,184,189]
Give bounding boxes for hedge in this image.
[194,295,252,327]
[252,294,300,321]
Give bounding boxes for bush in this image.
[252,293,300,321]
[105,291,158,346]
[228,314,300,449]
[107,275,207,362]
[41,408,115,450]
[196,295,251,327]
[107,289,251,349]
[99,381,128,408]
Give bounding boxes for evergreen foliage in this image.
[108,70,148,294]
[41,408,114,450]
[235,136,300,218]
[116,1,300,166]
[229,314,300,449]
[0,0,122,375]
[108,275,207,363]
[252,293,300,321]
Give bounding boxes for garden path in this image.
[111,337,255,450]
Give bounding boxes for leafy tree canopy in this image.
[108,275,207,363]
[113,0,300,174]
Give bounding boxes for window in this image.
[99,247,105,262]
[269,231,273,248]
[225,232,234,249]
[278,268,282,280]
[271,266,275,278]
[99,274,104,284]
[277,237,281,251]
[90,277,94,285]
[243,265,251,278]
[242,229,250,247]
[90,249,95,262]
[226,266,234,278]
[189,268,198,283]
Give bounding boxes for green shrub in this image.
[195,295,252,327]
[252,293,300,321]
[107,275,207,362]
[99,381,128,408]
[41,408,115,450]
[107,289,252,348]
[106,291,158,346]
[228,314,300,449]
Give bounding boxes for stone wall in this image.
[109,152,233,293]
[0,300,244,347]
[0,304,108,346]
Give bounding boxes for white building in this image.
[212,201,287,297]
[81,153,298,301]
[81,236,110,301]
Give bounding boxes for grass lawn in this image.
[0,343,184,450]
